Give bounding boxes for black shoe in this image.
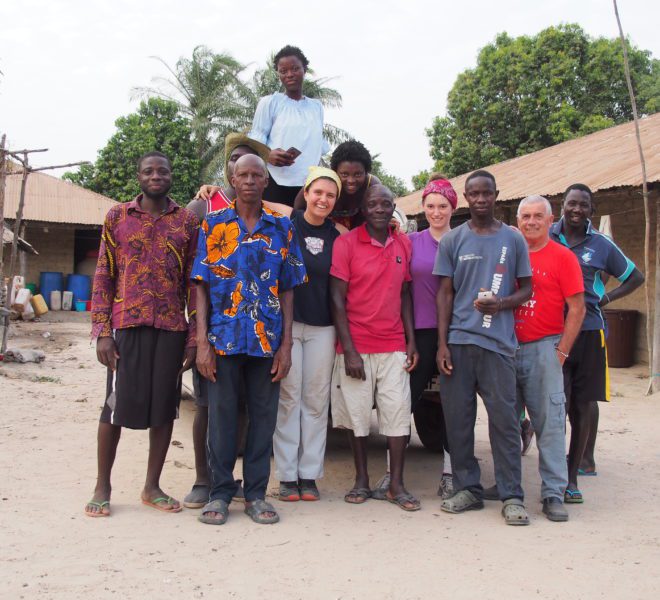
[542,497,569,522]
[298,479,320,501]
[278,481,300,502]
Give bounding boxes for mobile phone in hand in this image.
[287,147,302,159]
[477,290,493,300]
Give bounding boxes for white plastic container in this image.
[12,287,32,313]
[62,290,73,311]
[10,276,25,305]
[50,290,62,311]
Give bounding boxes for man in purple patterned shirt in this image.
[84,151,198,518]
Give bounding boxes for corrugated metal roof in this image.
[397,112,660,216]
[3,164,117,225]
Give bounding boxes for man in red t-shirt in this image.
[514,195,585,522]
[329,185,420,512]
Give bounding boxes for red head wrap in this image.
[422,179,458,210]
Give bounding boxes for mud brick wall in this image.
[20,223,75,287]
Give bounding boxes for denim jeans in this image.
[516,335,568,500]
[206,354,279,503]
[440,344,523,501]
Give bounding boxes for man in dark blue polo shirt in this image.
[550,183,644,504]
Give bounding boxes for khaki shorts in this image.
[331,352,411,437]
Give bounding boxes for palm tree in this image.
[132,46,248,180]
[134,47,350,181]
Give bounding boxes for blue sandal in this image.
[564,488,584,504]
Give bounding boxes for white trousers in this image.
[273,321,336,481]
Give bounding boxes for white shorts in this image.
[331,352,411,437]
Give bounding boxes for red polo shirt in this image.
[330,224,412,354]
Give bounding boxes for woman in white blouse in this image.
[249,45,329,207]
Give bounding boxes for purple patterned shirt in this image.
[91,196,199,346]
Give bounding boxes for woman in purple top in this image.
[408,174,457,499]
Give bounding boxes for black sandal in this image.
[344,487,371,504]
[198,499,229,525]
[244,499,280,524]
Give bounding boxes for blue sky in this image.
[1,0,658,188]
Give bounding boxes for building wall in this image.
[599,188,657,366]
[19,223,75,287]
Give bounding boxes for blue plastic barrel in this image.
[39,272,64,309]
[66,274,91,305]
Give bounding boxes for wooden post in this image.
[1,156,29,353]
[0,135,7,348]
[18,222,27,280]
[653,197,660,393]
[613,0,656,393]
[0,134,7,286]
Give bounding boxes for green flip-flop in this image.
[85,500,110,518]
[142,496,182,513]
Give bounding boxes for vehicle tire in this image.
[413,392,446,453]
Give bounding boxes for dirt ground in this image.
[1,314,659,600]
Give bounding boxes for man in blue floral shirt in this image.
[193,154,306,525]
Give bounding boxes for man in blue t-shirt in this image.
[550,183,644,503]
[434,170,533,525]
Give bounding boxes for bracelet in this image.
[555,346,569,359]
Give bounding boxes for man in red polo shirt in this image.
[329,184,420,512]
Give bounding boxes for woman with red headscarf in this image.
[411,175,457,498]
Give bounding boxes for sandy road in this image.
[1,315,659,599]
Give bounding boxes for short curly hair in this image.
[563,183,593,202]
[273,45,309,71]
[330,140,373,173]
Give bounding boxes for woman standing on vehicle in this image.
[249,45,329,207]
[268,167,346,502]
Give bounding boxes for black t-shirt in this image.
[291,210,341,326]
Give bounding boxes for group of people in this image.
[84,45,644,527]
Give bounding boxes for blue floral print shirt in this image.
[191,201,307,357]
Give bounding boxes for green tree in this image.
[419,24,660,178]
[371,157,409,198]
[63,98,200,204]
[135,48,349,182]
